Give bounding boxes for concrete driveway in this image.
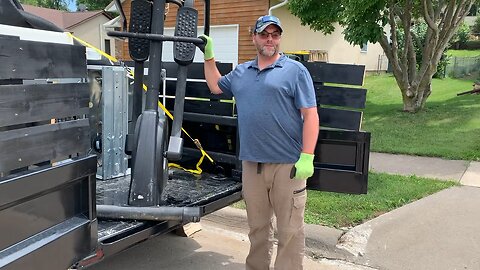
[84,221,357,270]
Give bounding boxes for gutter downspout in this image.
[268,0,288,15]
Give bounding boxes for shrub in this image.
[459,40,480,50]
[450,22,471,49]
[472,16,480,37]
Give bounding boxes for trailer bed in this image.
[96,169,242,243]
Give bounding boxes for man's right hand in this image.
[201,35,215,61]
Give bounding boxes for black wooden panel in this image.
[165,80,233,100]
[315,130,371,167]
[165,98,234,116]
[320,128,370,142]
[183,148,238,164]
[0,181,87,251]
[316,84,367,109]
[319,107,362,130]
[315,141,357,167]
[0,156,96,269]
[303,62,365,85]
[125,61,234,79]
[0,35,20,40]
[0,156,96,209]
[360,131,371,174]
[181,121,238,154]
[0,79,22,85]
[0,119,90,172]
[1,217,94,270]
[307,168,367,194]
[0,39,87,80]
[183,112,237,126]
[163,62,234,79]
[0,83,90,127]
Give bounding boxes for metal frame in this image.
[98,66,130,180]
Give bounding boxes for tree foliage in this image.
[451,21,471,47]
[75,0,111,11]
[289,0,478,112]
[19,0,69,10]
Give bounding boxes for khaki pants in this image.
[242,161,307,270]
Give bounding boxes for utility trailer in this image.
[0,1,242,269]
[0,23,242,270]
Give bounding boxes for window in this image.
[360,43,368,53]
[104,39,111,55]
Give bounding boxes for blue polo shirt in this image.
[218,55,316,163]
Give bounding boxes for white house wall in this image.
[162,25,239,66]
[464,15,477,26]
[273,6,388,71]
[70,15,111,51]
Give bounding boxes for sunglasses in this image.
[257,31,282,40]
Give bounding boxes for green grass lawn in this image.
[304,173,456,228]
[232,172,457,228]
[362,74,480,161]
[446,49,480,57]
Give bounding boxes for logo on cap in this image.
[254,15,283,33]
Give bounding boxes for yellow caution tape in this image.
[68,33,214,174]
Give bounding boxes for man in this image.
[202,15,319,270]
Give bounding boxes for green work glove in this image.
[294,153,315,180]
[201,35,215,60]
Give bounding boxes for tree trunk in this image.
[401,81,432,112]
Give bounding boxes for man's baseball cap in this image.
[254,15,283,33]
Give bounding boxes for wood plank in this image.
[316,84,367,109]
[320,128,370,142]
[165,80,232,100]
[0,156,96,208]
[0,119,90,172]
[165,98,234,116]
[0,79,22,85]
[0,216,94,270]
[0,35,20,41]
[0,182,87,251]
[0,39,87,80]
[183,112,237,126]
[303,62,365,85]
[319,107,362,131]
[164,62,233,79]
[0,83,90,127]
[175,223,202,237]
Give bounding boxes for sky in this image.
[67,1,76,11]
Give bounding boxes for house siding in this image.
[120,0,269,63]
[70,15,111,51]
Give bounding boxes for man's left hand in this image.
[294,153,314,180]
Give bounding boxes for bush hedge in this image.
[459,40,480,50]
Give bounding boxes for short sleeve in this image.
[294,67,317,109]
[218,72,233,96]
